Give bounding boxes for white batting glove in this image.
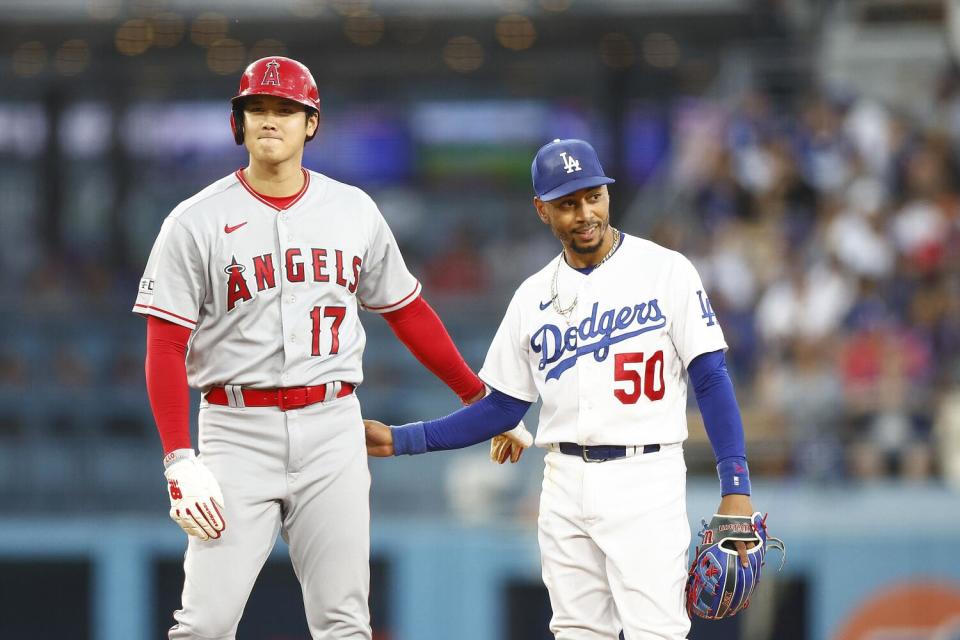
[490,420,534,464]
[163,449,226,541]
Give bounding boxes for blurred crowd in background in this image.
[657,79,960,484]
[1,0,959,516]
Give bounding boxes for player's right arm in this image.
[145,316,192,453]
[143,318,227,541]
[364,389,532,457]
[135,215,225,540]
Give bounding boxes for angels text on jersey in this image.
[223,248,362,312]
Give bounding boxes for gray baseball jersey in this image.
[134,168,420,387]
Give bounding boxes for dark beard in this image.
[570,236,603,254]
[567,222,608,254]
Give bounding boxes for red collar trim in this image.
[235,168,310,211]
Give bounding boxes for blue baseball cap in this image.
[531,138,615,201]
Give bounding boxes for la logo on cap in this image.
[531,138,615,201]
[560,151,582,174]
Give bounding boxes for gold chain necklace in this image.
[550,227,620,323]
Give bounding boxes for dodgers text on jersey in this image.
[531,299,666,381]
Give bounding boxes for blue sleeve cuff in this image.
[717,456,751,495]
[392,422,427,456]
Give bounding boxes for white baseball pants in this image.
[538,443,691,640]
[169,393,371,640]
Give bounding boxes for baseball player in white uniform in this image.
[134,57,495,639]
[365,139,756,639]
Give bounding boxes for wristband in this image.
[163,448,196,469]
[717,456,751,496]
[391,423,427,456]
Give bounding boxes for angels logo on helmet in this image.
[261,59,281,86]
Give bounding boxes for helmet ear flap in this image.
[230,108,244,145]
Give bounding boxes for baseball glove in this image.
[685,511,785,620]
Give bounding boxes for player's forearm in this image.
[382,295,485,403]
[145,316,193,454]
[392,390,531,454]
[688,350,751,495]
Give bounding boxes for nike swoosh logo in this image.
[539,300,552,311]
[224,222,248,234]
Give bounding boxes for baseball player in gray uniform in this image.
[134,57,497,639]
[365,139,757,639]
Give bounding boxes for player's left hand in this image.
[364,419,394,456]
[490,421,534,464]
[716,493,756,567]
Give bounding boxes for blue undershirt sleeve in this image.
[391,390,533,455]
[688,350,751,495]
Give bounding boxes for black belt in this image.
[557,442,661,462]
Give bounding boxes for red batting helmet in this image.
[230,56,320,145]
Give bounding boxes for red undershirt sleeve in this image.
[145,315,193,454]
[382,295,485,404]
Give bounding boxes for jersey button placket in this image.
[576,279,598,529]
[575,282,592,445]
[277,213,295,383]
